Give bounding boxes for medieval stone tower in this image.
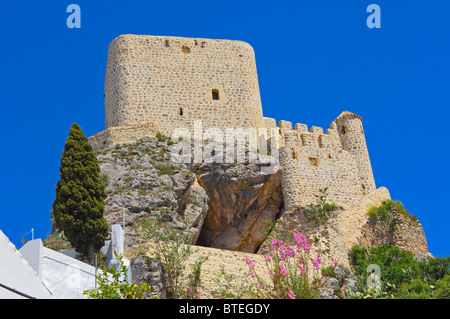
[104,34,266,136]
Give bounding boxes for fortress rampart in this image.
[278,111,375,210]
[88,34,377,209]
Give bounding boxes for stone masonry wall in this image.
[125,243,269,299]
[105,34,265,137]
[279,119,366,210]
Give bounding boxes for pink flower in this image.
[250,272,255,278]
[332,258,338,266]
[269,270,275,276]
[279,265,288,277]
[288,290,296,299]
[298,265,307,275]
[265,255,272,262]
[293,232,311,254]
[260,285,264,289]
[271,238,278,250]
[311,254,322,271]
[246,258,255,270]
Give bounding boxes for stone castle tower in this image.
[89,34,376,209]
[103,34,267,136]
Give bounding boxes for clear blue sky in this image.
[1,1,449,257]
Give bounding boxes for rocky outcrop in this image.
[359,207,430,256]
[319,266,358,299]
[196,162,283,253]
[97,136,209,251]
[96,136,283,254]
[130,254,167,299]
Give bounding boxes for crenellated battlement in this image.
[274,112,376,210]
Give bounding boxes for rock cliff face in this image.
[96,136,283,253]
[196,162,283,252]
[97,136,208,251]
[95,135,430,267]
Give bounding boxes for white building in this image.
[1,224,128,299]
[0,229,53,299]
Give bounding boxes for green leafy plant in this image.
[181,255,209,299]
[212,266,252,299]
[367,199,418,231]
[350,244,450,299]
[84,254,151,299]
[304,187,338,226]
[136,216,208,299]
[155,163,176,176]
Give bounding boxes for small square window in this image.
[212,89,220,100]
[308,157,320,167]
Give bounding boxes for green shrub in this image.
[434,274,450,299]
[155,163,176,176]
[304,187,338,226]
[350,244,450,299]
[418,256,450,282]
[84,254,151,299]
[367,199,418,229]
[396,278,433,299]
[100,173,110,187]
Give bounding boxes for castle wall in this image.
[280,121,366,210]
[105,34,265,136]
[88,123,157,151]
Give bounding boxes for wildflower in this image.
[311,254,322,271]
[265,255,272,262]
[288,290,296,299]
[246,258,255,270]
[250,273,255,278]
[280,265,288,277]
[293,232,311,254]
[260,285,264,290]
[298,265,307,275]
[332,258,338,266]
[271,238,278,249]
[286,246,295,257]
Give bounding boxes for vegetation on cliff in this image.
[350,244,450,299]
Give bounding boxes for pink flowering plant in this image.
[245,232,337,299]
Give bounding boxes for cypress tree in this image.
[52,123,108,258]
